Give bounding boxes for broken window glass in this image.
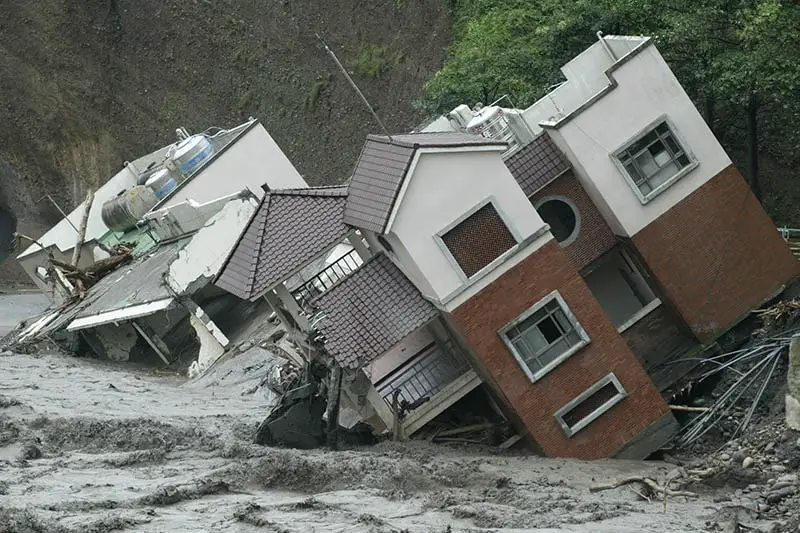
[503,296,586,380]
[617,121,692,200]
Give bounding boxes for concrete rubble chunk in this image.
[787,334,800,430]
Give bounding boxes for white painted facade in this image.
[542,40,732,236]
[166,196,259,295]
[425,36,732,238]
[16,119,306,292]
[387,148,552,311]
[160,123,307,207]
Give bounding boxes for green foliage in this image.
[353,44,389,78]
[304,74,333,112]
[425,0,800,220]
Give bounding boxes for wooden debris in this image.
[590,476,697,498]
[436,423,495,438]
[669,405,710,413]
[71,189,94,267]
[498,433,524,450]
[753,297,800,330]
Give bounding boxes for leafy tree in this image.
[426,0,800,206]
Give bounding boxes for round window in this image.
[536,198,579,245]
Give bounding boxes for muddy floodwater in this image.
[0,293,725,532]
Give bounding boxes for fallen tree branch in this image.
[590,476,697,498]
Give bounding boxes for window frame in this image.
[554,373,627,437]
[612,116,699,204]
[533,195,581,247]
[498,290,590,383]
[435,196,521,282]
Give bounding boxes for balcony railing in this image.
[376,338,471,414]
[291,248,362,310]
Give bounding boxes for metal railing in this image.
[291,248,362,310]
[779,227,800,261]
[376,338,471,413]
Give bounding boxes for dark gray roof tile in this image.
[313,254,439,369]
[504,134,571,196]
[215,185,350,300]
[343,133,506,233]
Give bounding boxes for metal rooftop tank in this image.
[101,185,159,233]
[169,135,214,179]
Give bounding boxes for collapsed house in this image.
[10,118,310,372]
[211,34,798,459]
[9,35,799,460]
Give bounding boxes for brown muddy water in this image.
[0,293,726,532]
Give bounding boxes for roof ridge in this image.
[269,184,348,197]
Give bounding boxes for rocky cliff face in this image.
[0,0,451,285]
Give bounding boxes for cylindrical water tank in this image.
[171,135,214,178]
[145,168,178,199]
[101,186,159,233]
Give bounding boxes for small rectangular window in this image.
[441,202,517,277]
[616,121,693,201]
[500,292,589,381]
[554,374,627,437]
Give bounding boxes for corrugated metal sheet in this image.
[214,186,350,301]
[313,254,439,369]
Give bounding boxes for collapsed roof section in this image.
[343,132,507,234]
[214,185,351,301]
[313,253,439,370]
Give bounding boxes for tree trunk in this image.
[71,190,94,267]
[746,93,761,201]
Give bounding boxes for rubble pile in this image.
[679,419,800,528]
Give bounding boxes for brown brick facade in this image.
[530,171,618,271]
[620,304,696,391]
[449,240,671,459]
[632,165,799,343]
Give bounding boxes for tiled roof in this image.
[313,254,439,369]
[504,133,571,197]
[214,185,350,300]
[343,132,506,234]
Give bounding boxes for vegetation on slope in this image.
[425,0,800,224]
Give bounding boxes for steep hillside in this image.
[0,0,451,286]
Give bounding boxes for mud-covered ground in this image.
[0,294,767,532]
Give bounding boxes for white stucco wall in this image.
[388,148,551,307]
[544,44,732,237]
[163,123,307,207]
[166,196,259,295]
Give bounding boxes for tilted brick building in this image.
[216,35,798,459]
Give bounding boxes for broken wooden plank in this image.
[669,405,710,413]
[498,433,524,450]
[435,423,495,438]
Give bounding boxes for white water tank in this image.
[145,168,178,199]
[446,104,474,131]
[170,135,214,178]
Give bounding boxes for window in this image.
[584,249,659,331]
[616,121,694,201]
[554,373,626,437]
[535,197,580,246]
[500,292,589,382]
[440,202,517,277]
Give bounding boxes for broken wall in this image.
[167,196,258,295]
